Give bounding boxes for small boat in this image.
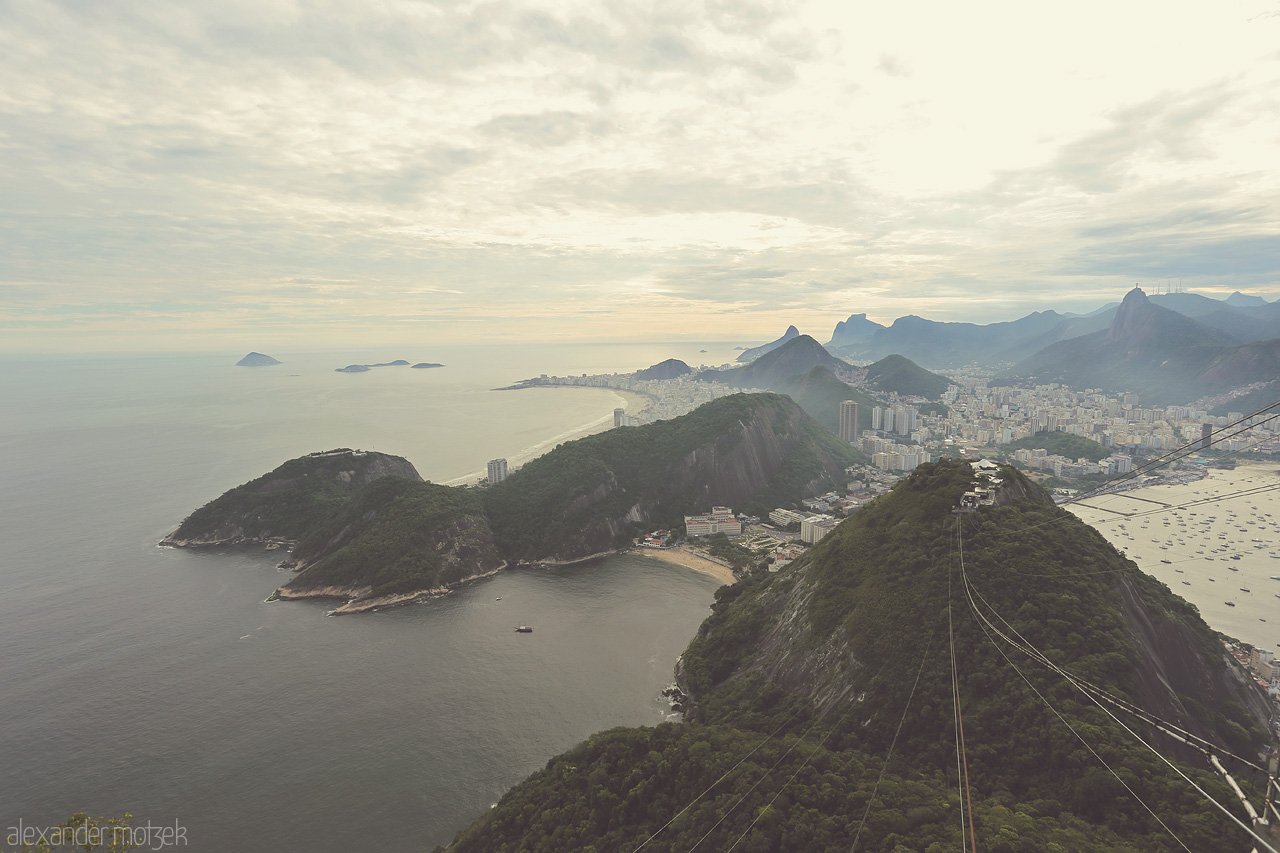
[1161,559,1172,564]
[1225,601,1236,607]
[1240,588,1250,593]
[1182,581,1191,586]
[515,626,533,633]
[495,597,502,600]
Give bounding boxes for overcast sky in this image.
[3,0,1279,352]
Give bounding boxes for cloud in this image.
[2,1,1279,348]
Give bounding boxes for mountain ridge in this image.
[439,458,1275,852]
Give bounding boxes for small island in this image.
[411,363,445,369]
[236,352,281,366]
[334,360,411,373]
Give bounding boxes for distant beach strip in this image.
[442,388,651,486]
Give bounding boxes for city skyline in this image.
[3,1,1279,353]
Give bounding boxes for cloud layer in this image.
[2,0,1278,350]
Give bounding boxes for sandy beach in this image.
[637,546,738,586]
[1067,462,1280,650]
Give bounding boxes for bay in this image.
[0,343,737,851]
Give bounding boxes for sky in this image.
[2,0,1279,353]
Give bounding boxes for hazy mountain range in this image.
[741,288,1280,405]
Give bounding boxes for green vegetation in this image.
[440,459,1270,852]
[1008,430,1111,463]
[772,366,881,435]
[172,395,860,595]
[699,532,754,572]
[167,450,418,544]
[286,478,501,600]
[482,393,861,561]
[863,353,953,399]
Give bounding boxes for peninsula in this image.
[164,394,862,611]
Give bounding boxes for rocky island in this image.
[236,352,281,366]
[334,359,411,372]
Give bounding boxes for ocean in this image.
[0,343,740,852]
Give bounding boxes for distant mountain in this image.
[826,313,884,348]
[1225,290,1269,307]
[1001,287,1280,403]
[236,352,281,366]
[862,354,952,399]
[634,358,692,380]
[704,335,850,389]
[814,290,1280,371]
[830,310,1099,369]
[772,366,881,435]
[736,325,799,362]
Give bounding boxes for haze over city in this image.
[3,0,1279,352]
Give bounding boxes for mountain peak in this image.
[736,324,802,362]
[1121,285,1148,305]
[1225,290,1268,307]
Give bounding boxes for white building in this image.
[487,458,508,484]
[685,507,742,537]
[769,508,809,528]
[800,516,837,544]
[839,400,859,443]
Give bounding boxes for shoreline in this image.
[442,387,651,486]
[635,546,738,586]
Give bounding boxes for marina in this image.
[1068,463,1280,650]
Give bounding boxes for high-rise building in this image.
[1199,422,1213,451]
[487,458,508,484]
[614,408,625,428]
[838,400,859,443]
[871,406,883,431]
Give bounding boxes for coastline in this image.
[635,546,738,586]
[442,387,651,486]
[272,564,508,614]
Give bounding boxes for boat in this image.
[1225,601,1235,606]
[1182,581,1191,586]
[515,626,533,633]
[1161,559,1172,564]
[1240,588,1250,593]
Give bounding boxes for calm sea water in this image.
[0,343,739,852]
